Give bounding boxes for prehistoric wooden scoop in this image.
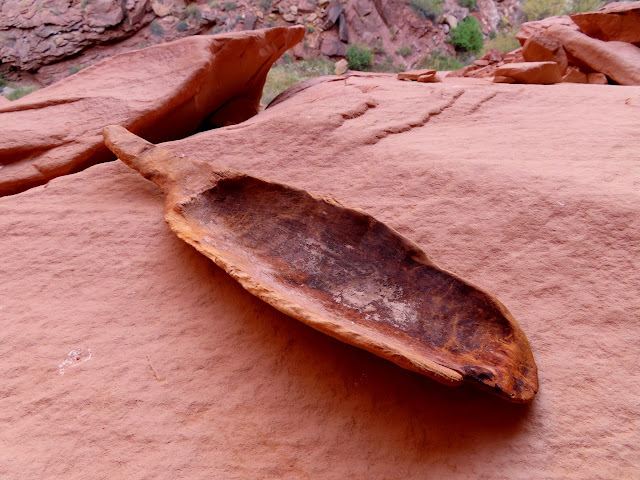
[103,125,538,402]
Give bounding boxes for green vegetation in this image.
[5,85,39,101]
[346,44,373,71]
[409,0,444,22]
[457,0,477,10]
[447,16,483,54]
[149,20,164,37]
[261,57,334,106]
[208,1,219,8]
[522,0,604,21]
[371,55,405,73]
[396,45,413,57]
[69,64,90,74]
[176,20,189,31]
[417,49,463,70]
[481,30,520,54]
[224,1,238,10]
[306,24,316,33]
[184,3,203,22]
[259,0,272,11]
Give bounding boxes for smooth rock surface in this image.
[494,61,562,84]
[1,74,639,478]
[570,0,640,43]
[0,27,304,197]
[547,24,640,85]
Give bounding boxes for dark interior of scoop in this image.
[176,175,529,390]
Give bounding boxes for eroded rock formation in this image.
[1,73,638,477]
[0,26,304,197]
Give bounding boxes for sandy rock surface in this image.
[0,27,304,197]
[1,75,639,478]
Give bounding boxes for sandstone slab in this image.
[0,27,304,197]
[570,0,640,43]
[547,24,640,85]
[523,35,568,73]
[494,61,562,84]
[516,15,578,45]
[398,69,436,81]
[1,74,639,478]
[562,66,588,83]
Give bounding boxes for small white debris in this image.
[58,347,92,375]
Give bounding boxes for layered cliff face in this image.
[0,0,523,85]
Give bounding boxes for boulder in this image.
[494,61,562,84]
[522,35,568,73]
[587,72,608,84]
[398,69,437,81]
[562,66,588,83]
[0,27,305,197]
[417,73,442,83]
[481,48,503,63]
[334,58,349,75]
[320,37,347,56]
[546,25,640,86]
[570,1,640,43]
[516,15,578,46]
[493,75,516,83]
[1,73,638,478]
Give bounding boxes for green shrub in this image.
[306,24,315,33]
[0,77,8,88]
[224,1,237,10]
[566,0,605,13]
[6,85,39,101]
[481,30,520,54]
[69,64,89,74]
[372,55,405,73]
[346,44,373,71]
[409,0,443,21]
[176,20,188,31]
[184,3,203,22]
[208,1,219,8]
[262,58,333,106]
[457,0,477,10]
[259,0,272,11]
[521,0,565,20]
[149,20,164,37]
[417,49,463,70]
[447,16,483,54]
[396,45,413,57]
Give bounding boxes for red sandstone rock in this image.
[0,27,304,197]
[522,35,568,73]
[1,74,639,478]
[481,48,503,63]
[516,15,578,45]
[570,1,640,43]
[397,69,437,81]
[493,75,517,83]
[562,66,588,83]
[494,61,562,84]
[417,73,442,83]
[0,95,10,105]
[547,25,640,86]
[587,72,608,84]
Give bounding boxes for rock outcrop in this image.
[1,0,524,86]
[547,24,640,86]
[1,73,639,478]
[0,0,154,72]
[453,2,640,86]
[570,0,640,43]
[493,61,562,84]
[0,26,304,197]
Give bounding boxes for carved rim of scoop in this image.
[103,125,539,403]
